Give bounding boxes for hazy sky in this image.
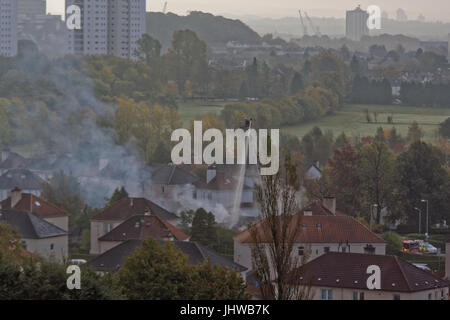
[47,0,450,22]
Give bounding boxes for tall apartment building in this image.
[18,0,46,17]
[345,6,369,42]
[0,0,18,57]
[66,0,146,59]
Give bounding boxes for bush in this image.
[381,231,403,255]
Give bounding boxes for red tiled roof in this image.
[234,215,386,244]
[295,252,449,292]
[1,193,69,218]
[98,215,189,242]
[91,197,178,222]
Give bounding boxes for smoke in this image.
[155,184,231,224]
[8,52,153,208]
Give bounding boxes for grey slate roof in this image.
[151,165,199,185]
[90,240,247,273]
[0,209,67,239]
[0,169,45,190]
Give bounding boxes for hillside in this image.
[146,11,262,50]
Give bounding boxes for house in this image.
[96,213,189,254]
[446,239,450,280]
[194,170,257,218]
[234,207,386,272]
[0,169,45,200]
[306,164,322,180]
[0,151,29,175]
[89,239,247,278]
[293,252,449,300]
[1,187,70,231]
[90,197,180,254]
[0,209,68,263]
[151,164,199,200]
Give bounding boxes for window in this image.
[364,244,376,254]
[321,289,333,300]
[298,247,304,256]
[353,291,365,300]
[50,243,54,251]
[428,293,432,300]
[393,294,400,300]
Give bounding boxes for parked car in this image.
[419,242,438,254]
[70,259,87,265]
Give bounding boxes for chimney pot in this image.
[9,187,22,208]
[322,197,336,215]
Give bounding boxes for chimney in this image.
[322,197,336,215]
[144,207,152,216]
[10,187,22,208]
[206,166,217,184]
[99,158,109,171]
[0,150,10,163]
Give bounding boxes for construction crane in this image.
[162,1,168,14]
[298,10,308,36]
[304,11,321,36]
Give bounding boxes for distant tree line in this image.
[400,82,450,108]
[349,76,392,105]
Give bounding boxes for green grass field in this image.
[178,101,228,126]
[282,104,450,141]
[177,102,450,141]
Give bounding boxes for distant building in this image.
[66,0,146,59]
[0,169,45,200]
[0,0,18,57]
[234,198,387,273]
[18,0,46,19]
[346,6,369,41]
[0,209,68,263]
[96,213,189,254]
[1,188,70,231]
[294,253,449,300]
[396,8,408,22]
[90,239,247,277]
[89,197,180,254]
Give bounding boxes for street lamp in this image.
[414,207,421,234]
[421,199,429,239]
[370,204,378,230]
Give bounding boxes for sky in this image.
[46,0,450,22]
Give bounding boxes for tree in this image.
[134,34,162,67]
[41,170,85,216]
[407,121,424,143]
[381,232,403,255]
[396,141,450,224]
[326,144,362,216]
[190,261,248,300]
[289,72,304,95]
[439,117,450,139]
[166,30,208,97]
[0,224,32,264]
[106,187,129,207]
[115,239,247,300]
[249,168,312,300]
[190,208,217,247]
[359,142,396,224]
